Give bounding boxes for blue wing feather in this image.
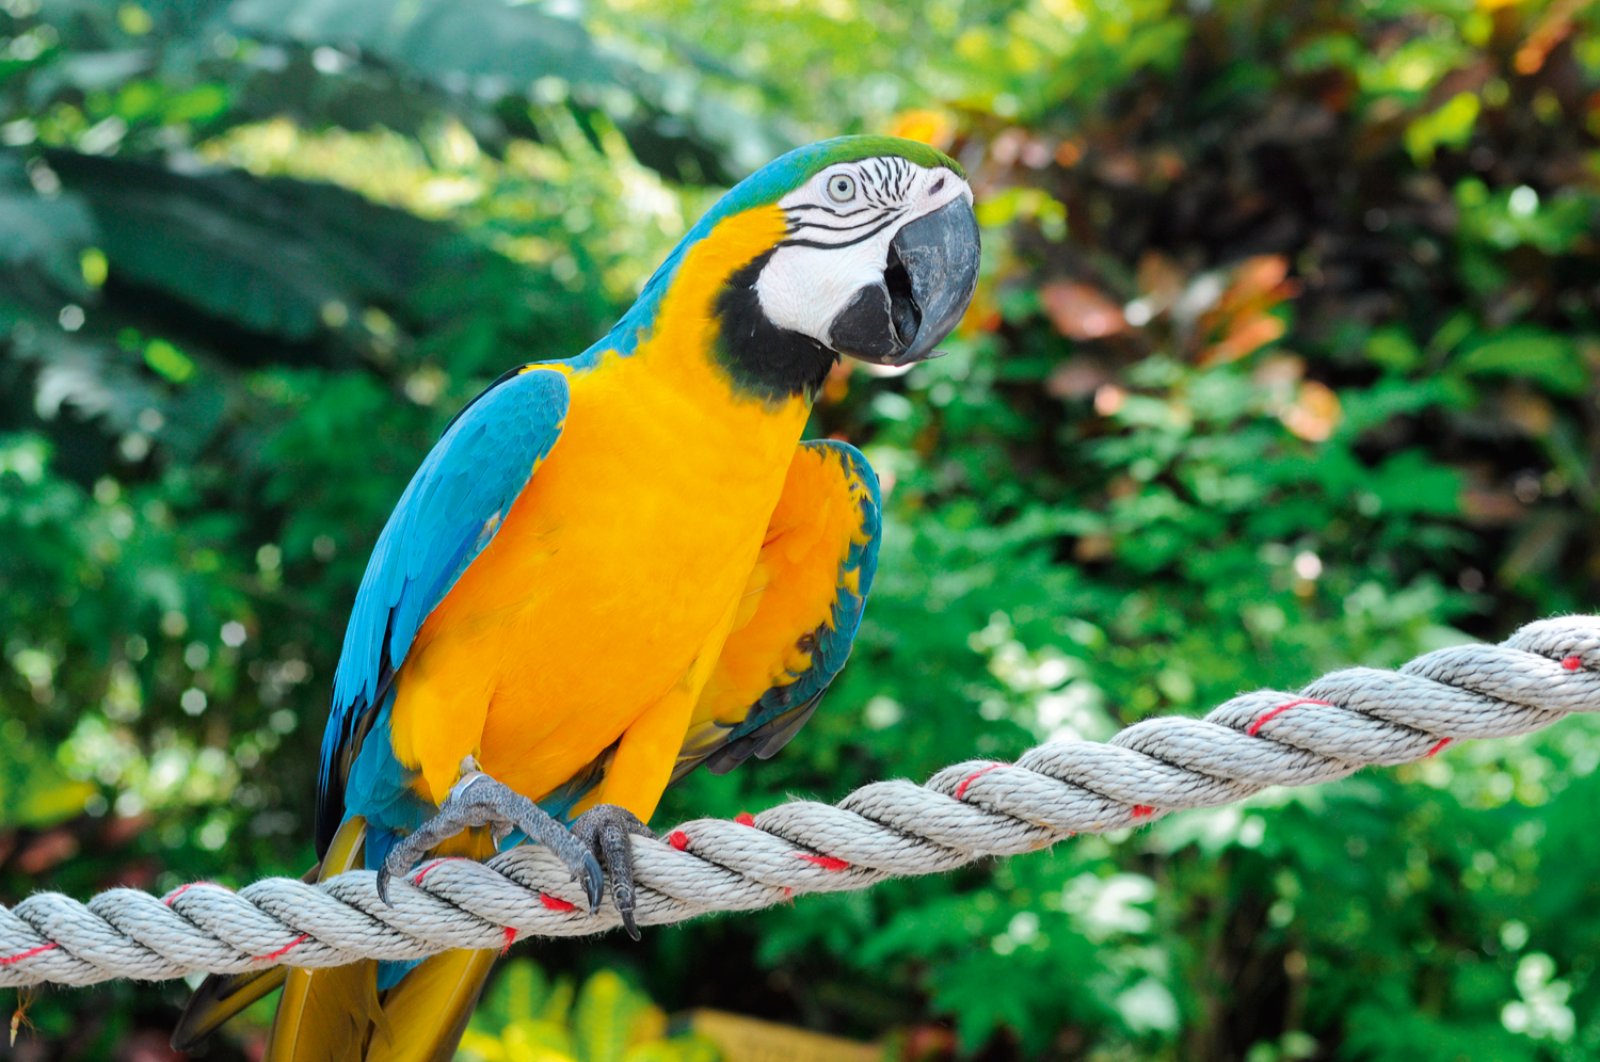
[315,367,570,855]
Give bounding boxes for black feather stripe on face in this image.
[780,160,910,250]
[713,251,838,403]
[779,209,906,252]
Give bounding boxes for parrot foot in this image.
[571,804,654,942]
[376,767,603,911]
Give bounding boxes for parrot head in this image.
[614,136,980,400]
[735,136,980,370]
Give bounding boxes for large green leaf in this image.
[0,154,93,301]
[47,149,461,344]
[1454,328,1588,397]
[225,0,618,96]
[216,0,790,179]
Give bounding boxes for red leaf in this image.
[1041,282,1127,340]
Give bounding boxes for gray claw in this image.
[374,770,604,910]
[571,805,654,941]
[575,850,604,911]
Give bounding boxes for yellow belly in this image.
[388,352,810,810]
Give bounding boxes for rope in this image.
[3,615,1598,989]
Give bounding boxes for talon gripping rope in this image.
[3,616,1597,989]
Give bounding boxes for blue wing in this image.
[674,440,882,780]
[315,366,570,855]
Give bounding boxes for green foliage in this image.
[460,960,719,1062]
[3,0,1600,1059]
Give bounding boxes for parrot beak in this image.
[827,193,981,368]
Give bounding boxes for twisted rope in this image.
[4,615,1598,989]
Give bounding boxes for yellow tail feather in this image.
[365,948,499,1062]
[173,817,501,1060]
[262,820,499,1061]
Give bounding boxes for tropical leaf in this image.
[572,969,646,1062]
[1454,328,1588,398]
[0,153,93,303]
[47,149,457,346]
[225,0,619,96]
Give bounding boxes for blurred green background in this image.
[3,0,1600,1058]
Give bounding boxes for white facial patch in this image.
[753,158,973,347]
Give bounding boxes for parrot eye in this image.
[825,173,857,203]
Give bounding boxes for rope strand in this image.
[3,615,1597,988]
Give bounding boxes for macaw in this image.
[173,135,979,1061]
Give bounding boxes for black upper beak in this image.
[827,192,981,367]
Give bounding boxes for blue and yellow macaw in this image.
[174,135,978,1061]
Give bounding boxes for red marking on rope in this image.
[252,934,309,963]
[539,894,576,913]
[0,942,57,967]
[1426,737,1453,757]
[667,830,690,851]
[955,762,1003,800]
[1131,805,1154,819]
[796,853,850,872]
[500,927,518,954]
[781,887,794,901]
[1562,655,1583,671]
[1248,698,1333,737]
[163,881,216,906]
[411,859,448,886]
[734,812,756,827]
